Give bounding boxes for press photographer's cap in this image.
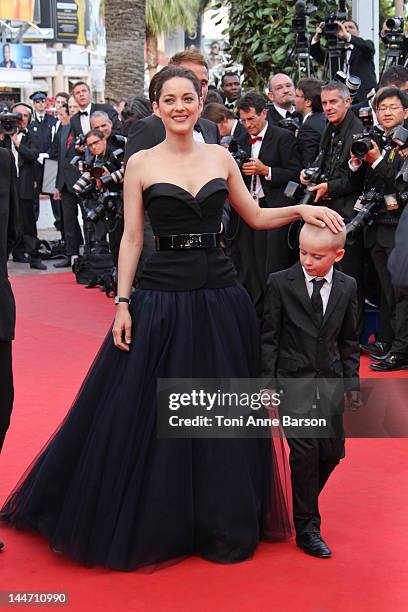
[29,91,47,102]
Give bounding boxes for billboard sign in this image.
[0,43,33,70]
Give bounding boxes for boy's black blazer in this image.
[261,261,360,412]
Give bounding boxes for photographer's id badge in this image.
[353,196,364,211]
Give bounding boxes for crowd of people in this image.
[1,17,408,567]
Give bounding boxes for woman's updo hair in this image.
[150,65,202,104]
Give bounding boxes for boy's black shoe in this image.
[370,354,408,372]
[296,532,332,558]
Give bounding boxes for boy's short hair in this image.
[300,223,346,251]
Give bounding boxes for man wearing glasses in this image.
[234,91,302,317]
[349,88,408,371]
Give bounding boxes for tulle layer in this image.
[1,285,291,570]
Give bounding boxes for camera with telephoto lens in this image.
[350,107,376,159]
[285,153,325,206]
[86,191,123,223]
[228,138,251,169]
[382,17,405,47]
[99,148,125,188]
[0,110,22,135]
[346,188,383,235]
[335,70,361,100]
[71,148,106,181]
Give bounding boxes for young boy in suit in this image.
[261,223,360,558]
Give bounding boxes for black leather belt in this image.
[155,233,221,250]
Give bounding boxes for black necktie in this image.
[311,278,325,325]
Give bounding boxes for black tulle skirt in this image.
[1,284,291,571]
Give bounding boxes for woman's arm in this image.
[112,152,145,351]
[222,147,344,233]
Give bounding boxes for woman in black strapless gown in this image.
[0,67,344,570]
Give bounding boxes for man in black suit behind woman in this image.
[70,81,122,138]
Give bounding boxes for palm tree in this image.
[105,0,146,101]
[146,0,199,80]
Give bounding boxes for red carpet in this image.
[1,273,407,611]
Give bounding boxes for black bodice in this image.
[140,178,237,290]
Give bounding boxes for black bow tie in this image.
[79,110,88,116]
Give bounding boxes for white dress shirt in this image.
[193,127,205,144]
[273,104,296,119]
[79,103,92,134]
[250,122,272,199]
[230,119,239,137]
[302,265,334,315]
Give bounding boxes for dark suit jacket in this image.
[51,125,81,193]
[237,123,302,207]
[0,148,19,341]
[261,262,360,413]
[266,105,303,127]
[319,109,364,220]
[1,131,40,200]
[297,112,327,167]
[388,203,408,293]
[311,37,377,102]
[70,103,122,138]
[124,114,219,163]
[30,113,57,154]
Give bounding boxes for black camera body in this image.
[346,188,383,234]
[351,107,376,159]
[292,1,318,34]
[285,155,325,206]
[278,116,301,134]
[322,0,348,49]
[0,110,22,135]
[86,191,123,223]
[228,138,251,169]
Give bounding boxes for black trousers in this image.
[61,190,83,256]
[286,432,345,535]
[236,200,293,318]
[370,242,408,356]
[0,341,14,453]
[337,230,365,336]
[12,197,38,258]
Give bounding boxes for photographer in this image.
[90,110,125,154]
[380,18,408,66]
[295,77,326,166]
[302,81,365,332]
[80,128,123,265]
[311,19,377,102]
[350,88,408,371]
[0,104,46,270]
